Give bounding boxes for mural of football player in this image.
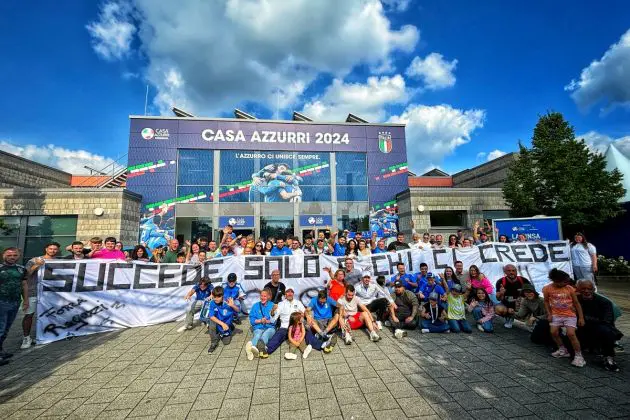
[248,163,303,202]
[369,207,399,238]
[139,207,174,250]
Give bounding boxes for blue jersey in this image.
[390,273,417,292]
[333,242,346,256]
[260,179,286,202]
[418,283,446,301]
[192,284,212,301]
[309,297,337,320]
[208,300,234,324]
[222,283,245,300]
[270,246,292,256]
[373,247,387,254]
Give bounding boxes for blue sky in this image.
[1,0,629,174]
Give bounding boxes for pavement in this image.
[1,284,629,419]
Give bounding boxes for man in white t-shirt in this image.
[337,284,380,344]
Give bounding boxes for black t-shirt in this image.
[422,302,445,321]
[495,276,530,303]
[264,281,286,304]
[387,241,410,252]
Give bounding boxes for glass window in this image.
[336,202,369,232]
[219,150,256,186]
[430,211,467,227]
[336,186,368,202]
[0,216,20,251]
[336,153,367,186]
[23,216,77,262]
[178,149,213,185]
[176,186,213,203]
[260,216,294,240]
[300,186,331,202]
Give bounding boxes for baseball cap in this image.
[426,272,434,278]
[286,287,295,293]
[451,284,463,293]
[227,273,237,282]
[393,280,404,288]
[429,292,439,301]
[362,271,371,278]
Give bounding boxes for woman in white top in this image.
[357,239,372,258]
[570,232,597,281]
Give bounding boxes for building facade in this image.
[452,152,518,188]
[126,116,409,243]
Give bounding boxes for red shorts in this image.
[347,312,364,330]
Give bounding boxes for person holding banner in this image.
[246,288,276,360]
[184,277,212,330]
[205,286,240,353]
[324,268,346,301]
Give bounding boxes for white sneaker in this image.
[246,341,255,361]
[370,331,380,342]
[394,329,404,339]
[344,333,353,345]
[376,321,383,330]
[384,320,392,327]
[504,318,514,329]
[21,336,32,349]
[571,354,586,368]
[551,347,570,358]
[477,324,484,332]
[284,352,298,360]
[421,328,430,334]
[302,345,312,359]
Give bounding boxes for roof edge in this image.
[129,115,406,127]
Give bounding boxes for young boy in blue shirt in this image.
[184,277,213,330]
[206,285,240,353]
[417,273,446,305]
[222,273,246,324]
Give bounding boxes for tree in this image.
[503,112,625,232]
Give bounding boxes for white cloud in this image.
[476,151,487,161]
[301,75,410,121]
[86,1,136,61]
[389,104,485,172]
[87,0,419,115]
[578,131,630,156]
[406,53,457,90]
[487,149,507,161]
[0,141,124,175]
[565,29,630,112]
[381,0,412,12]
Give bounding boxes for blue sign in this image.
[218,216,255,229]
[494,217,562,242]
[299,215,333,227]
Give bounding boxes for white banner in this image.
[36,241,572,344]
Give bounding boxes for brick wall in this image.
[0,151,72,188]
[0,188,142,244]
[397,187,509,236]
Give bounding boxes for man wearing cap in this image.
[389,263,418,292]
[217,244,233,258]
[222,273,246,324]
[417,272,446,304]
[495,264,530,329]
[354,272,394,328]
[389,280,419,339]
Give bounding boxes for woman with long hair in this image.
[498,234,510,243]
[187,242,201,264]
[345,239,358,258]
[441,266,461,290]
[130,245,150,262]
[570,232,597,281]
[467,265,494,303]
[264,240,274,254]
[253,241,266,255]
[447,234,459,249]
[357,239,371,257]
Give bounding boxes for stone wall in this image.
[0,188,142,244]
[397,187,509,236]
[452,152,518,188]
[0,151,72,188]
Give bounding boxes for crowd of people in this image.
[0,224,620,374]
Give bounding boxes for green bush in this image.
[597,255,630,275]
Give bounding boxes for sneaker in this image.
[604,359,620,372]
[184,325,193,331]
[256,340,267,358]
[421,328,430,334]
[20,336,32,349]
[323,334,338,352]
[303,345,313,359]
[315,332,328,341]
[344,333,353,345]
[614,342,624,353]
[551,348,571,358]
[284,352,298,360]
[376,321,383,330]
[571,354,586,368]
[477,324,484,332]
[394,329,404,339]
[233,317,242,325]
[370,331,380,342]
[246,341,256,360]
[207,342,219,353]
[384,320,392,327]
[504,318,514,329]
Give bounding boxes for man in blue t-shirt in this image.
[184,277,212,330]
[413,262,430,292]
[270,238,293,256]
[206,286,240,353]
[417,272,446,304]
[307,290,340,345]
[389,263,418,292]
[329,231,347,256]
[222,273,246,324]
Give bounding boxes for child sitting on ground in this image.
[468,288,495,333]
[420,293,450,333]
[205,285,240,353]
[543,268,586,367]
[285,311,313,360]
[446,284,472,333]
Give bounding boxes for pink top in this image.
[289,325,303,342]
[92,249,126,260]
[470,277,494,294]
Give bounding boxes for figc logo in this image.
[141,128,155,140]
[378,132,392,153]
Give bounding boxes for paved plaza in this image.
[1,288,629,420]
